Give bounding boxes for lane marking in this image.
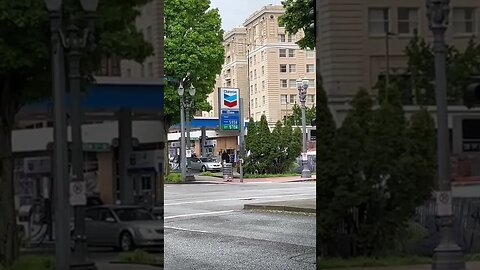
[165,210,236,220]
[165,193,314,206]
[164,226,209,233]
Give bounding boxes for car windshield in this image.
[200,157,216,162]
[113,208,154,221]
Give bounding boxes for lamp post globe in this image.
[79,0,99,12]
[44,0,62,11]
[189,84,196,96]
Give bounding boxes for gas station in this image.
[13,77,165,241]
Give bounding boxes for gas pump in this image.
[15,157,52,245]
[128,149,163,207]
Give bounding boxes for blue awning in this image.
[23,82,164,112]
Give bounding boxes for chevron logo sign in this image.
[223,92,238,108]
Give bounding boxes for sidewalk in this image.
[192,174,316,184]
[341,261,480,269]
[244,198,316,213]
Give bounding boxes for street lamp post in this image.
[44,1,69,269]
[184,85,196,182]
[297,78,311,179]
[426,1,466,269]
[44,0,99,269]
[178,82,196,182]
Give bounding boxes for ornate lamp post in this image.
[44,0,99,270]
[426,1,466,269]
[178,82,196,182]
[185,84,196,181]
[297,78,311,179]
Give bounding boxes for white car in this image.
[189,157,223,172]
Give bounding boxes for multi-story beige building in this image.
[116,0,164,79]
[211,5,317,123]
[318,0,480,104]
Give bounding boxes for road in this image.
[33,179,316,269]
[164,180,316,270]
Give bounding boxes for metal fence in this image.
[415,198,480,255]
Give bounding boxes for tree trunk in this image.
[0,116,18,267]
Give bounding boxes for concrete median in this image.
[243,199,316,214]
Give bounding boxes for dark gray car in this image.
[84,205,163,251]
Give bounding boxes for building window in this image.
[97,56,121,76]
[255,98,258,108]
[262,96,266,105]
[126,68,132,77]
[279,48,287,57]
[148,62,153,77]
[453,8,476,34]
[262,80,265,91]
[306,49,315,58]
[278,34,286,42]
[287,34,296,42]
[280,64,287,73]
[261,66,265,75]
[289,79,297,88]
[250,85,253,95]
[251,99,254,107]
[306,64,315,73]
[254,69,257,79]
[308,79,315,88]
[288,49,295,57]
[255,84,257,93]
[140,64,145,77]
[280,79,288,88]
[250,71,253,80]
[308,94,315,103]
[397,8,418,34]
[289,64,296,73]
[368,8,389,34]
[290,94,297,104]
[146,25,153,43]
[280,95,288,104]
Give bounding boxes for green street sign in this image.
[83,143,110,152]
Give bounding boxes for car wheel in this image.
[201,166,207,172]
[119,231,134,252]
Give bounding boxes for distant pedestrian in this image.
[221,151,229,164]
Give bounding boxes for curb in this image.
[110,261,163,268]
[243,204,316,214]
[165,181,223,185]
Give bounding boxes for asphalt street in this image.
[164,181,316,270]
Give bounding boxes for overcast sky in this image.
[210,0,283,31]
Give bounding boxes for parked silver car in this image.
[188,157,222,172]
[82,205,163,251]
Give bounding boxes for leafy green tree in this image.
[317,88,374,257]
[284,104,315,126]
[270,121,302,174]
[374,32,480,105]
[0,1,152,266]
[163,0,224,127]
[279,0,315,49]
[315,80,338,256]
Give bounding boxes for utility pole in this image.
[239,98,245,183]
